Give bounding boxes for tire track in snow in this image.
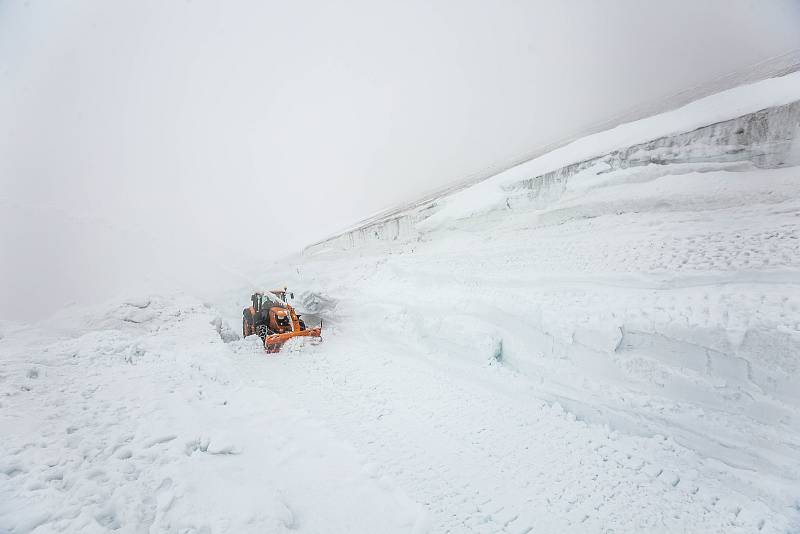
[244,329,784,533]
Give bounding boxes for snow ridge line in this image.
[308,48,800,246]
[305,72,800,254]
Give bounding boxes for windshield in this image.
[262,291,286,308]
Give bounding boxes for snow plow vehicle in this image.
[242,289,322,353]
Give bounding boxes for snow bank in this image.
[305,71,800,252]
[290,71,800,531]
[421,73,800,228]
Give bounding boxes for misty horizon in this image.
[2,0,799,320]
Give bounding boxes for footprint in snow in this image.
[143,435,177,448]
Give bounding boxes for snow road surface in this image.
[2,73,800,533]
[279,173,800,533]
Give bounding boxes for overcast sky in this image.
[1,0,799,320]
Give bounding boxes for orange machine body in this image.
[242,290,321,354]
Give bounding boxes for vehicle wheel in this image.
[255,324,268,339]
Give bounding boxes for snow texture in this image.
[308,70,800,250]
[3,71,800,533]
[0,298,424,533]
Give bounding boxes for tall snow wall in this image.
[305,96,800,255]
[297,73,800,490]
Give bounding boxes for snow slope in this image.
[290,73,800,531]
[2,72,800,533]
[309,67,800,248]
[291,164,800,528]
[0,299,424,533]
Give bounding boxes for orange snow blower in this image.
[242,289,322,353]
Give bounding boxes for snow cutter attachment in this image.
[242,290,322,354]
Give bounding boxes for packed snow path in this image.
[247,335,791,533]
